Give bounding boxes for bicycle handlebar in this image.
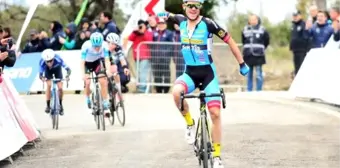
[42,78,69,89]
[87,76,107,79]
[179,88,226,111]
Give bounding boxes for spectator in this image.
[123,19,153,93]
[0,26,3,40]
[38,30,51,50]
[0,38,16,69]
[309,5,318,23]
[242,14,270,92]
[90,20,100,33]
[59,22,77,50]
[173,23,184,78]
[329,6,340,21]
[151,18,173,93]
[21,29,46,53]
[305,11,334,48]
[99,11,119,39]
[74,18,92,49]
[2,27,16,50]
[334,21,340,42]
[80,18,91,32]
[147,14,158,32]
[49,21,66,50]
[290,10,309,76]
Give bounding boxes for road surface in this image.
[1,93,339,168]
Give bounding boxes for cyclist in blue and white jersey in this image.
[158,0,250,167]
[39,49,71,115]
[81,32,112,117]
[105,32,130,97]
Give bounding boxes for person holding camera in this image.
[0,37,17,83]
[123,19,153,93]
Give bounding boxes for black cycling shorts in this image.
[85,59,106,75]
[175,64,221,108]
[44,66,63,80]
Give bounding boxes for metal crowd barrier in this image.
[135,41,246,93]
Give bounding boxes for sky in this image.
[11,0,338,25]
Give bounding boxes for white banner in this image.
[16,2,40,53]
[289,48,340,105]
[0,81,28,161]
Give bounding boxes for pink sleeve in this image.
[128,32,136,41]
[145,31,153,41]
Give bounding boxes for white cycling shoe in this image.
[185,120,196,145]
[213,157,224,168]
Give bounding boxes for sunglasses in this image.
[46,60,53,63]
[185,3,202,9]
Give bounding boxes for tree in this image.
[131,0,218,19]
[165,0,217,18]
[0,0,127,48]
[314,0,327,10]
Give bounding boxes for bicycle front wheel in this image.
[115,94,125,126]
[52,113,59,130]
[96,87,105,131]
[93,92,100,130]
[201,116,210,168]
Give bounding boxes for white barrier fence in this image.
[289,48,340,105]
[135,41,245,93]
[0,74,41,163]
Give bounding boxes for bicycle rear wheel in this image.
[108,83,116,126]
[115,97,126,126]
[201,116,210,168]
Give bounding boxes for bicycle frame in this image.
[179,88,226,167]
[50,78,62,115]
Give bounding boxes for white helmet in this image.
[106,33,120,44]
[42,49,55,61]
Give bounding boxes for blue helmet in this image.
[90,32,103,47]
[183,0,204,3]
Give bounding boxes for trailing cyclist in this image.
[105,32,130,99]
[81,32,112,117]
[158,0,250,167]
[39,49,71,115]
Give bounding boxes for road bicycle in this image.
[180,88,226,168]
[107,76,126,126]
[88,71,107,131]
[47,76,69,130]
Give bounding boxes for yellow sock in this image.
[213,143,221,157]
[183,112,194,126]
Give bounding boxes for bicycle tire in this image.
[93,92,100,130]
[116,99,125,126]
[201,116,209,168]
[54,90,60,130]
[96,86,105,131]
[109,84,116,126]
[51,112,56,129]
[53,113,59,130]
